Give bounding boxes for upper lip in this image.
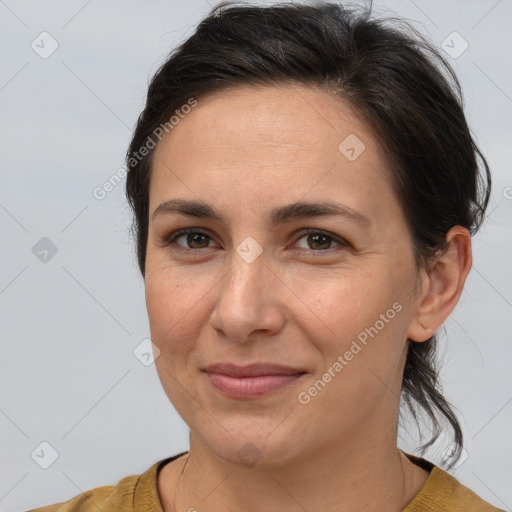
[202,363,306,377]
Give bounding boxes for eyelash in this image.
[162,228,350,255]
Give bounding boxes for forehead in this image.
[154,84,379,157]
[149,84,397,223]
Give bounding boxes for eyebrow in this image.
[152,199,371,228]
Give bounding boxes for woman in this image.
[29,1,503,511]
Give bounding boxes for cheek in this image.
[145,276,176,340]
[145,270,224,429]
[145,269,207,354]
[295,286,409,426]
[291,266,412,388]
[287,269,398,342]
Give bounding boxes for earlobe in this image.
[408,321,434,343]
[407,226,472,343]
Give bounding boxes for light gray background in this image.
[1,0,511,511]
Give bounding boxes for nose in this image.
[209,249,286,343]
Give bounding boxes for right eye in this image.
[163,228,219,252]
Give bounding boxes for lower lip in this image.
[205,372,304,398]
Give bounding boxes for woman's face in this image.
[145,84,424,466]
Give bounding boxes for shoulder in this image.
[26,453,187,512]
[26,474,139,512]
[404,454,504,512]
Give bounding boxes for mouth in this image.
[202,362,307,399]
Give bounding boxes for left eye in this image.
[293,229,347,251]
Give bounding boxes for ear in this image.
[407,226,472,342]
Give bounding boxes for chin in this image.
[194,418,307,470]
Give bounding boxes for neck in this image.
[171,427,428,512]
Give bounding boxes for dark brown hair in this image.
[125,0,491,468]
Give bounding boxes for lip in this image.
[202,363,306,399]
[203,362,306,377]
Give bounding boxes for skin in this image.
[144,84,472,512]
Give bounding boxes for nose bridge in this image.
[221,247,266,309]
[221,229,268,297]
[211,243,283,340]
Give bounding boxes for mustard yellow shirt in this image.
[27,451,504,511]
